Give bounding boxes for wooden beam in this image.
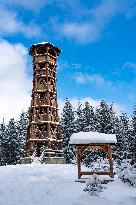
[80,171,110,176]
[75,178,114,183]
[108,145,114,178]
[77,145,109,153]
[77,146,81,179]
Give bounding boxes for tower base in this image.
[21,157,65,164]
[21,157,32,164]
[41,157,65,164]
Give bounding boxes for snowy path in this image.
[0,164,135,205]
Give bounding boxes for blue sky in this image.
[0,0,136,120]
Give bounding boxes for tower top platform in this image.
[29,42,61,56]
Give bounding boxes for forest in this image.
[0,99,135,186]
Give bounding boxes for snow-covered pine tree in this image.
[0,119,6,166]
[92,100,117,160]
[81,102,97,166]
[61,99,75,163]
[82,101,96,132]
[118,159,136,187]
[4,118,19,165]
[75,102,84,132]
[130,105,136,165]
[83,174,106,196]
[117,109,136,186]
[95,100,116,134]
[112,115,120,160]
[17,111,29,161]
[116,113,130,164]
[0,127,1,164]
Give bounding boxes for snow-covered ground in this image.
[0,164,135,205]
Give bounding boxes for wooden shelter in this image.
[69,131,117,180]
[26,42,64,163]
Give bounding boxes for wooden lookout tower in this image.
[26,42,63,163]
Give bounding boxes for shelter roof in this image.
[69,131,117,145]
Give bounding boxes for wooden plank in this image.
[80,171,110,176]
[80,146,87,153]
[77,145,109,153]
[108,145,114,178]
[75,178,114,183]
[83,145,108,151]
[75,179,86,183]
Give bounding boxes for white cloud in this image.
[123,62,136,70]
[0,0,52,11]
[0,8,42,38]
[74,73,108,87]
[74,72,120,95]
[58,97,123,117]
[57,61,71,70]
[0,40,32,122]
[13,0,50,10]
[74,73,87,84]
[53,0,119,43]
[87,74,105,86]
[58,60,82,71]
[61,22,99,44]
[54,0,136,44]
[0,0,135,42]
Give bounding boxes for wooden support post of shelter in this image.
[69,131,117,181]
[77,146,81,179]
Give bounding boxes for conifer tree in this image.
[83,174,106,196]
[95,100,116,134]
[92,100,117,160]
[130,105,136,165]
[80,102,96,166]
[17,111,28,160]
[4,118,19,165]
[82,101,96,132]
[61,99,75,163]
[75,102,84,132]
[0,120,6,165]
[116,113,130,163]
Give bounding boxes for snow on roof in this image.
[33,42,53,46]
[69,131,117,145]
[29,42,61,56]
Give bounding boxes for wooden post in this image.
[108,145,114,178]
[77,146,81,179]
